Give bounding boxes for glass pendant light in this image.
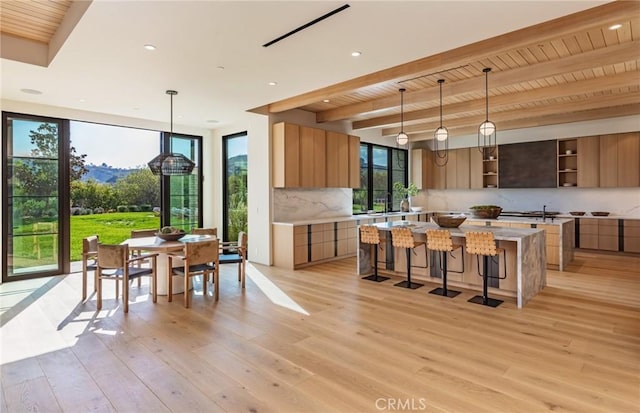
[478,67,497,155]
[434,79,449,167]
[396,88,409,146]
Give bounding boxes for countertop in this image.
[371,220,543,241]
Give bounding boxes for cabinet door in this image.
[348,135,360,188]
[272,122,300,188]
[299,126,315,187]
[456,148,470,189]
[624,220,640,253]
[599,134,618,187]
[445,149,457,189]
[617,132,640,187]
[469,149,483,189]
[411,148,431,190]
[431,158,446,189]
[598,219,619,251]
[577,136,599,187]
[578,218,598,249]
[326,131,349,188]
[313,128,327,187]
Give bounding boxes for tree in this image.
[114,169,160,207]
[71,179,119,210]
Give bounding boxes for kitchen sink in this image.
[501,211,560,218]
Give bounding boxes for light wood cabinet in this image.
[469,149,484,189]
[445,149,457,189]
[558,138,577,187]
[577,218,619,251]
[623,219,640,253]
[273,122,360,189]
[273,122,300,188]
[577,135,600,187]
[411,148,432,190]
[326,131,350,188]
[431,155,446,189]
[599,132,640,188]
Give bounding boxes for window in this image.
[164,133,202,231]
[353,143,407,214]
[222,132,248,242]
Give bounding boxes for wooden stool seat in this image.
[359,225,389,282]
[426,229,463,298]
[465,231,507,307]
[390,227,425,289]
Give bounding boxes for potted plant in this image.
[393,182,419,212]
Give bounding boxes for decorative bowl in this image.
[569,211,585,216]
[590,211,610,217]
[431,215,467,228]
[156,232,185,241]
[469,206,502,219]
[411,206,423,212]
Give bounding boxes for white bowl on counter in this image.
[410,206,423,212]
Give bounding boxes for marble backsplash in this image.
[273,188,352,222]
[411,187,640,218]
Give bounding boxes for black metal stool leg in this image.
[362,244,389,282]
[394,248,423,289]
[468,255,503,307]
[429,251,461,298]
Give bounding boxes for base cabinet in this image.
[624,220,640,253]
[576,218,619,252]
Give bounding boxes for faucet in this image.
[542,205,546,222]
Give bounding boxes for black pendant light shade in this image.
[478,68,497,155]
[396,88,408,146]
[148,90,195,176]
[434,79,449,167]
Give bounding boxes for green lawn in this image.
[70,212,160,261]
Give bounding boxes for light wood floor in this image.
[1,250,639,413]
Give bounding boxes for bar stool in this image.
[425,229,463,298]
[465,231,507,307]
[359,225,390,282]
[390,227,425,289]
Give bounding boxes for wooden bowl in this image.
[569,211,585,216]
[156,232,185,241]
[470,207,502,219]
[431,215,467,228]
[590,211,610,217]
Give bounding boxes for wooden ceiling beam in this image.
[267,1,637,114]
[409,104,640,141]
[322,39,639,123]
[354,70,640,130]
[384,91,640,136]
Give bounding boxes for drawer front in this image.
[598,235,618,251]
[624,224,640,237]
[624,237,640,253]
[598,223,618,237]
[294,245,308,265]
[579,234,598,249]
[538,224,559,234]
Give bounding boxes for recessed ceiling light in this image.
[143,44,156,50]
[216,66,225,70]
[608,23,622,30]
[79,98,86,102]
[20,88,42,95]
[351,51,361,57]
[268,81,277,86]
[323,99,330,103]
[207,119,219,124]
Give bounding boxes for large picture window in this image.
[353,143,407,214]
[222,132,248,243]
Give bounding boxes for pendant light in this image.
[434,79,449,167]
[148,90,195,176]
[478,67,497,155]
[396,88,409,146]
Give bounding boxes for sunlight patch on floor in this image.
[245,263,309,315]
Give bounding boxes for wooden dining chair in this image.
[191,227,217,236]
[130,228,158,282]
[96,243,158,313]
[82,235,99,302]
[168,239,220,307]
[219,231,247,288]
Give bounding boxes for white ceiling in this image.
[1,1,610,131]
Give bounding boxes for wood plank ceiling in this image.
[0,0,72,44]
[267,1,640,142]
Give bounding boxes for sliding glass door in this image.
[163,133,202,231]
[2,113,68,281]
[222,132,247,242]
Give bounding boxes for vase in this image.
[400,197,410,212]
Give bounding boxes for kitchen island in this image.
[358,221,547,308]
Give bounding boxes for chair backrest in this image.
[184,239,219,266]
[426,229,454,252]
[465,231,497,256]
[360,225,380,245]
[131,229,157,238]
[83,235,99,254]
[192,227,217,236]
[97,244,129,269]
[391,227,415,249]
[238,231,247,253]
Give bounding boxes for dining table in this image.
[121,234,216,295]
